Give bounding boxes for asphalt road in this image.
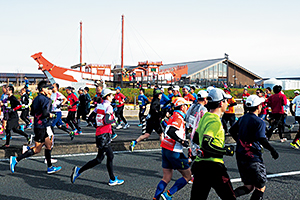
[0,140,300,200]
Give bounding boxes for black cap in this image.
[38,80,53,91]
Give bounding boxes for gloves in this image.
[225,145,235,156]
[271,150,279,160]
[182,140,189,148]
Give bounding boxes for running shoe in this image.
[161,191,173,200]
[123,123,130,129]
[1,144,9,149]
[129,140,137,152]
[20,125,25,131]
[108,176,124,186]
[44,158,58,164]
[47,166,62,174]
[280,138,287,143]
[188,176,194,184]
[10,156,17,173]
[116,124,123,130]
[77,130,82,134]
[296,140,300,147]
[111,133,118,140]
[290,142,299,149]
[86,123,92,127]
[27,135,33,144]
[71,166,81,183]
[26,123,33,130]
[137,124,143,127]
[69,131,75,140]
[288,125,294,131]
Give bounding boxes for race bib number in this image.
[96,114,105,126]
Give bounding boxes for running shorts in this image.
[237,160,267,189]
[34,127,48,143]
[145,118,163,135]
[162,148,189,170]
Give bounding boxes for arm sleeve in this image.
[104,113,116,124]
[229,119,240,141]
[71,100,80,107]
[201,135,226,158]
[258,137,276,153]
[167,126,184,143]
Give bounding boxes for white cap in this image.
[206,86,214,93]
[245,95,265,107]
[294,90,299,94]
[197,90,208,98]
[101,88,116,97]
[183,85,190,91]
[207,88,232,102]
[172,86,180,91]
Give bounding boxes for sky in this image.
[1,0,300,78]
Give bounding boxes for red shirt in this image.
[183,93,195,102]
[266,93,287,114]
[67,93,79,111]
[242,93,250,105]
[114,93,126,107]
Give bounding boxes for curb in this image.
[0,132,297,159]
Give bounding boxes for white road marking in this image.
[231,170,300,182]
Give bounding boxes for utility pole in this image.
[80,21,82,72]
[225,53,229,87]
[121,15,124,87]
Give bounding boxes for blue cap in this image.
[183,85,190,92]
[115,86,121,91]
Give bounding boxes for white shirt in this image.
[51,92,66,112]
[292,95,300,116]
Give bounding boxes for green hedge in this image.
[1,87,299,103]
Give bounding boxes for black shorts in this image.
[34,128,48,143]
[6,118,19,131]
[3,112,8,120]
[145,118,163,135]
[237,160,267,189]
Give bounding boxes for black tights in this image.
[66,111,81,131]
[115,105,127,125]
[79,145,115,180]
[6,128,28,145]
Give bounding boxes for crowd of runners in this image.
[1,79,300,199]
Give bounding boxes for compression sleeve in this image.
[201,135,226,157]
[167,126,184,143]
[104,113,115,125]
[71,101,80,107]
[258,137,276,153]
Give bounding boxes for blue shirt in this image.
[230,113,266,163]
[138,94,149,107]
[160,93,170,109]
[168,93,174,99]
